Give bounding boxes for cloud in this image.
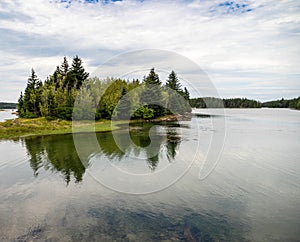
[0,0,299,101]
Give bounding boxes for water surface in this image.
[0,109,299,241]
[0,109,17,122]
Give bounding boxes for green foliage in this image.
[166,70,181,91]
[262,97,300,109]
[190,97,261,108]
[133,106,155,119]
[17,59,191,121]
[18,69,43,118]
[223,98,261,108]
[190,97,300,109]
[141,68,165,117]
[115,87,132,119]
[165,71,191,114]
[68,55,89,90]
[60,56,69,76]
[297,99,300,110]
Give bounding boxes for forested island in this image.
[0,56,191,139]
[17,56,191,121]
[15,55,300,118]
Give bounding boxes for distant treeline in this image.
[262,97,300,109]
[190,97,300,109]
[17,56,191,120]
[190,97,262,108]
[0,102,17,109]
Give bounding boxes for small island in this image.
[0,56,191,139]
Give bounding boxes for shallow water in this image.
[0,109,299,241]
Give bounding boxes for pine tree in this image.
[17,92,24,117]
[53,66,62,89]
[69,55,89,90]
[60,57,69,76]
[23,69,43,117]
[144,67,161,85]
[140,68,165,117]
[166,70,181,92]
[183,87,190,100]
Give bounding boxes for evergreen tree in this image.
[140,68,165,117]
[183,87,190,100]
[22,69,43,117]
[17,92,24,117]
[53,66,62,89]
[166,70,181,92]
[165,71,191,114]
[69,55,89,90]
[60,56,69,76]
[144,68,161,86]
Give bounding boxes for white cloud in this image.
[0,0,299,101]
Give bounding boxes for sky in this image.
[0,0,299,102]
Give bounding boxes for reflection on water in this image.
[24,135,86,184]
[23,122,181,184]
[0,109,299,241]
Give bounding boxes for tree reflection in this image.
[24,136,45,177]
[166,127,181,161]
[24,134,87,184]
[23,123,182,184]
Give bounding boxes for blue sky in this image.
[0,0,299,102]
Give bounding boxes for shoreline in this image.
[0,118,120,140]
[0,114,187,140]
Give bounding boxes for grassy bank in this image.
[0,117,122,140]
[0,114,186,140]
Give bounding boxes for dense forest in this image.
[0,102,17,109]
[262,97,300,109]
[190,97,262,108]
[17,56,191,120]
[190,97,300,109]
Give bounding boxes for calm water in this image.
[0,109,299,241]
[0,109,17,122]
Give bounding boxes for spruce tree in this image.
[23,69,43,117]
[53,66,61,89]
[166,70,181,92]
[60,56,69,76]
[17,92,24,117]
[140,68,164,117]
[144,68,161,85]
[183,87,190,100]
[69,55,89,90]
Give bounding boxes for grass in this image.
[0,114,184,140]
[0,117,123,140]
